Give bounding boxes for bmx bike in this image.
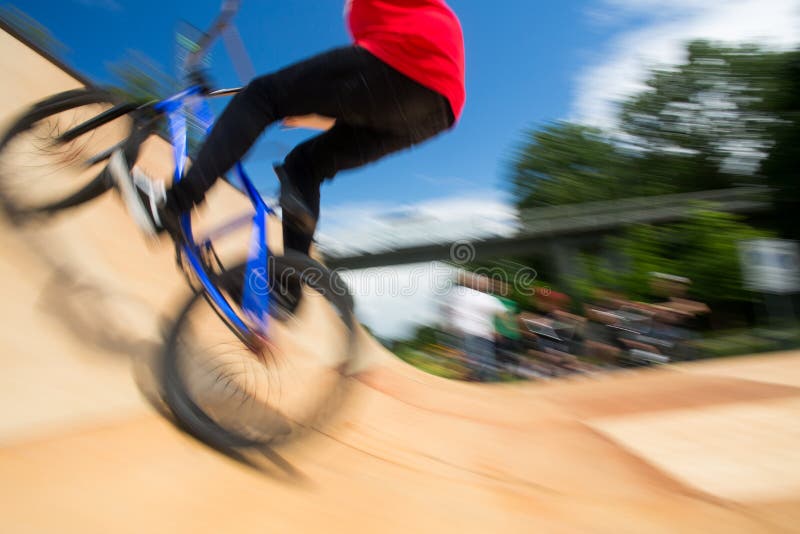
[0,0,357,449]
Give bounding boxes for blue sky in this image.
[14,0,626,208]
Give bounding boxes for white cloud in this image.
[317,190,518,257]
[574,0,800,128]
[340,262,461,340]
[318,192,519,339]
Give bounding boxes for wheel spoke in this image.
[162,255,355,448]
[0,90,133,214]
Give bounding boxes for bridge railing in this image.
[518,186,771,227]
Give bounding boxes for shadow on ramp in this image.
[132,347,311,486]
[37,268,162,360]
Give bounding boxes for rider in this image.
[129,0,465,257]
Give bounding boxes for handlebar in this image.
[183,0,242,74]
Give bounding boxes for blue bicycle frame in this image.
[154,85,276,338]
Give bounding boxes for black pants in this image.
[171,45,454,253]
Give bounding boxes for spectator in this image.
[491,282,524,369]
[445,273,506,381]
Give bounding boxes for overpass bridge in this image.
[324,186,773,273]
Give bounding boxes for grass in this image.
[394,346,470,380]
[689,325,800,358]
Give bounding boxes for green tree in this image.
[620,42,800,239]
[409,324,438,349]
[619,41,778,192]
[585,207,769,303]
[509,41,798,211]
[510,122,630,208]
[756,50,800,239]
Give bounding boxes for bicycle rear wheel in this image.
[0,88,135,221]
[162,251,357,449]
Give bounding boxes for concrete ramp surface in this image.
[0,28,799,533]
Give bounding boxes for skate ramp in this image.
[1,27,800,533]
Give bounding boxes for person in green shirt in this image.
[494,295,523,366]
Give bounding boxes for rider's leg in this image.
[166,46,369,211]
[166,46,453,213]
[279,113,451,254]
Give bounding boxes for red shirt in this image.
[347,0,466,122]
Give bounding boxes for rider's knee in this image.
[241,74,281,118]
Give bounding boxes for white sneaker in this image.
[109,149,167,237]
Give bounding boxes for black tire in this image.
[162,251,356,450]
[0,88,135,221]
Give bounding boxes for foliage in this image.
[393,346,468,380]
[756,50,800,239]
[105,50,174,104]
[690,326,800,358]
[510,123,630,208]
[582,207,770,302]
[619,41,779,189]
[509,41,799,216]
[392,324,441,351]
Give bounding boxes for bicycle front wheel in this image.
[162,251,357,449]
[0,88,135,221]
